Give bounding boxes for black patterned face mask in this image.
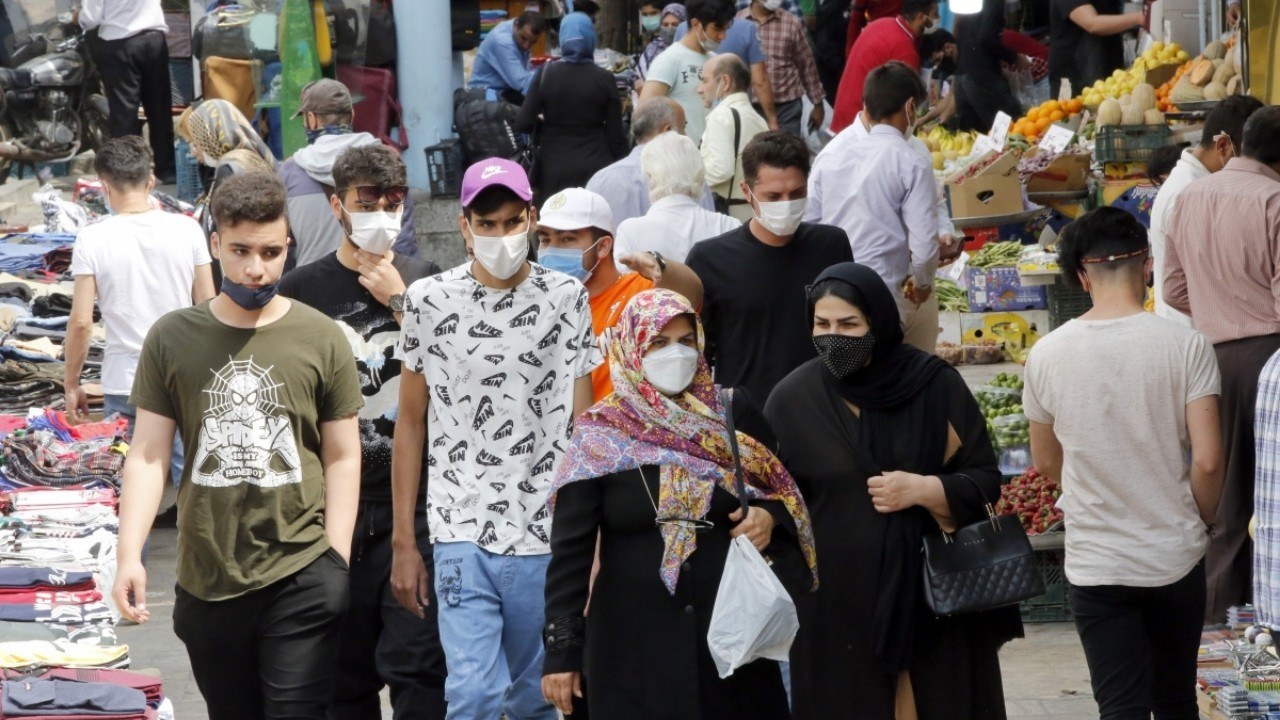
[813,333,876,379]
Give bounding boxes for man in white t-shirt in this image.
[67,136,215,485]
[1149,95,1262,326]
[1023,207,1223,720]
[638,0,737,146]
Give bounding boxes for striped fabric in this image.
[1254,349,1280,629]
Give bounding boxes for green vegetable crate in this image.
[1048,280,1093,330]
[1023,533,1071,623]
[1094,124,1171,164]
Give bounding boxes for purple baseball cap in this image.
[460,158,533,208]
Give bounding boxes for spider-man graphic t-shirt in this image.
[131,300,364,600]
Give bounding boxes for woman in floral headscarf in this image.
[541,288,817,720]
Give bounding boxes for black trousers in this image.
[173,549,350,720]
[91,29,174,175]
[953,74,1024,134]
[1069,563,1204,720]
[329,500,447,720]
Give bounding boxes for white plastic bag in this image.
[800,96,835,155]
[706,535,799,679]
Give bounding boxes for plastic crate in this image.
[425,139,464,199]
[962,226,1000,253]
[1020,546,1072,623]
[1095,124,1171,164]
[1048,281,1093,329]
[175,138,203,203]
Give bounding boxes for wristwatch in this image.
[648,251,667,273]
[389,293,407,313]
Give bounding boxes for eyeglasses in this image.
[344,185,408,208]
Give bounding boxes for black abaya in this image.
[765,359,1023,720]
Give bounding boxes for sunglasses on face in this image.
[345,185,409,208]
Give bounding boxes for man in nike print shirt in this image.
[391,158,602,720]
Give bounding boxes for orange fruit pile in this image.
[1155,60,1194,112]
[1011,98,1085,144]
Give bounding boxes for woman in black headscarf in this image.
[764,262,1022,720]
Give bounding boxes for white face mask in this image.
[343,206,402,255]
[749,189,807,236]
[642,343,699,396]
[468,220,530,280]
[762,0,785,9]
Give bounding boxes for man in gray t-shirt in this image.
[1023,208,1222,720]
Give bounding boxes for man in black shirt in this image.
[687,130,852,406]
[954,0,1030,132]
[1048,0,1144,96]
[278,144,446,720]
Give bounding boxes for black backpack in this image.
[452,88,520,165]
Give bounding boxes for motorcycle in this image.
[0,19,109,185]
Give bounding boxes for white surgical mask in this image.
[697,26,720,53]
[762,0,785,9]
[343,205,402,255]
[749,189,807,236]
[642,343,699,396]
[468,220,530,280]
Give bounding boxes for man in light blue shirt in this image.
[587,97,717,225]
[805,61,939,351]
[468,12,547,104]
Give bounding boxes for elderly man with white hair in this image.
[587,98,717,225]
[613,131,741,268]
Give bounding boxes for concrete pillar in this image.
[395,1,459,189]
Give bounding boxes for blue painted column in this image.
[395,0,459,189]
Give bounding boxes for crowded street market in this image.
[0,0,1276,717]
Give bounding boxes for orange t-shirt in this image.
[589,273,655,401]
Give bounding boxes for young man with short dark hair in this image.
[686,130,852,405]
[535,186,704,401]
[391,159,601,720]
[469,11,548,104]
[806,61,940,351]
[639,0,739,145]
[112,171,364,720]
[278,144,445,720]
[67,135,214,487]
[1026,207,1222,719]
[831,0,939,132]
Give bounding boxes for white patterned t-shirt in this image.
[401,263,602,555]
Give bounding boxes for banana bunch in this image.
[919,126,978,170]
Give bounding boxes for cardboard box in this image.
[947,152,1024,219]
[1144,61,1183,89]
[1026,153,1092,194]
[965,267,1049,312]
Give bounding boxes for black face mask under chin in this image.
[813,332,877,379]
[220,277,280,310]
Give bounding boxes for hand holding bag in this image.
[706,388,800,678]
[921,474,1045,616]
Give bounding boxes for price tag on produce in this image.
[971,134,997,156]
[1039,123,1075,153]
[989,111,1013,148]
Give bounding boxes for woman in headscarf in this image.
[636,4,686,92]
[515,12,626,204]
[764,263,1022,720]
[542,288,817,719]
[178,99,280,278]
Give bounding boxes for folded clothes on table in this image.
[3,431,125,490]
[0,568,93,591]
[23,668,162,705]
[0,489,117,514]
[0,600,113,625]
[1,677,147,718]
[0,640,128,671]
[0,620,117,647]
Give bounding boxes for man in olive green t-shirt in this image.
[111,171,364,720]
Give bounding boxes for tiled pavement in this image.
[121,528,1098,719]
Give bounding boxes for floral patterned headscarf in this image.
[183,99,276,169]
[550,289,818,593]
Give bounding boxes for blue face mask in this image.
[640,14,662,32]
[304,123,353,145]
[538,240,603,283]
[220,277,280,310]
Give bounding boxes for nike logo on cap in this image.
[481,165,507,180]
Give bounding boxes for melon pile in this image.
[1169,40,1243,105]
[1097,82,1164,127]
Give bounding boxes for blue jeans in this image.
[103,394,182,487]
[433,541,555,720]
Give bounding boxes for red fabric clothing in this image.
[831,16,920,132]
[846,0,903,55]
[1001,30,1048,58]
[0,589,102,604]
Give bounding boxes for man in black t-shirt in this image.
[686,131,852,406]
[1048,0,1143,95]
[278,144,446,720]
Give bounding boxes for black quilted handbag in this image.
[921,474,1045,616]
